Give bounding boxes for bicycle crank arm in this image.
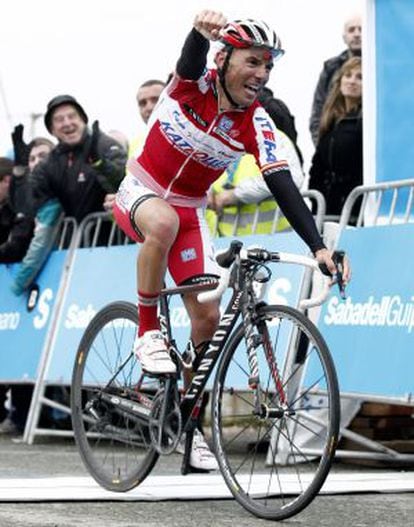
[98,392,152,420]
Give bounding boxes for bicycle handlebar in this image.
[197,242,334,309]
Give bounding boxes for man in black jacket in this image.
[309,14,361,145]
[34,95,127,222]
[0,157,34,264]
[11,95,127,295]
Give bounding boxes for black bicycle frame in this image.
[158,283,243,429]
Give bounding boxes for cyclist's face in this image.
[220,47,273,107]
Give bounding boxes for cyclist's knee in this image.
[192,303,220,337]
[135,206,179,246]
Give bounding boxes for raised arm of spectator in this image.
[85,121,128,195]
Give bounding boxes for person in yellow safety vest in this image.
[206,127,304,237]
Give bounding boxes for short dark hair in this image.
[138,79,166,90]
[28,137,55,153]
[0,157,14,180]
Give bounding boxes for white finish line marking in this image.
[1,471,414,502]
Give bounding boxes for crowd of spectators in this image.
[0,12,363,436]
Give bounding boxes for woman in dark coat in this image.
[309,56,362,218]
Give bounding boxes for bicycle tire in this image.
[212,304,340,520]
[71,301,159,492]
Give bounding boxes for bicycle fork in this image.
[244,303,289,419]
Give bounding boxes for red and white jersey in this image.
[127,69,289,207]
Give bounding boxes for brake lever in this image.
[318,250,347,300]
[332,250,346,300]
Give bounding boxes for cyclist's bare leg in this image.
[181,293,220,387]
[133,198,179,293]
[132,198,179,373]
[181,293,219,470]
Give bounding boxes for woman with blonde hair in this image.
[309,56,362,218]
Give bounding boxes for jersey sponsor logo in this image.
[213,126,244,150]
[181,247,197,262]
[183,103,208,127]
[159,120,232,170]
[218,116,234,132]
[160,120,194,154]
[254,116,277,163]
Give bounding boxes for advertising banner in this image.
[376,0,414,186]
[46,233,308,384]
[0,251,68,381]
[318,223,414,398]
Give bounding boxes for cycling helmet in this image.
[220,19,284,59]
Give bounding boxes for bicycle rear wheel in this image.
[212,304,340,520]
[71,301,159,491]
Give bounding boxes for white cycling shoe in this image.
[134,330,176,374]
[177,429,218,471]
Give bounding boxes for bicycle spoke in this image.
[212,305,339,521]
[71,302,159,492]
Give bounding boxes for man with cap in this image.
[11,94,127,295]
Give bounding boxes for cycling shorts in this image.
[113,174,219,286]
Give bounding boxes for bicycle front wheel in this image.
[71,301,159,492]
[212,304,340,520]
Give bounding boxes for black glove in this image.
[11,124,30,166]
[88,120,101,165]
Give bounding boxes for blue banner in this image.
[46,233,308,384]
[0,251,68,381]
[376,0,414,185]
[318,223,414,398]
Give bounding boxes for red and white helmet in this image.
[220,19,284,58]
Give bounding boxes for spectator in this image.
[0,156,34,263]
[258,86,303,164]
[308,57,362,218]
[129,79,166,157]
[27,138,55,171]
[0,140,54,436]
[309,13,361,145]
[206,90,304,236]
[207,128,304,236]
[137,79,166,124]
[11,94,127,295]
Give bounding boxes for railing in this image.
[338,178,414,230]
[210,189,326,236]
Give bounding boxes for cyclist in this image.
[113,10,348,470]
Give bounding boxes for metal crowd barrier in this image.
[211,189,326,237]
[327,178,414,465]
[338,177,414,231]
